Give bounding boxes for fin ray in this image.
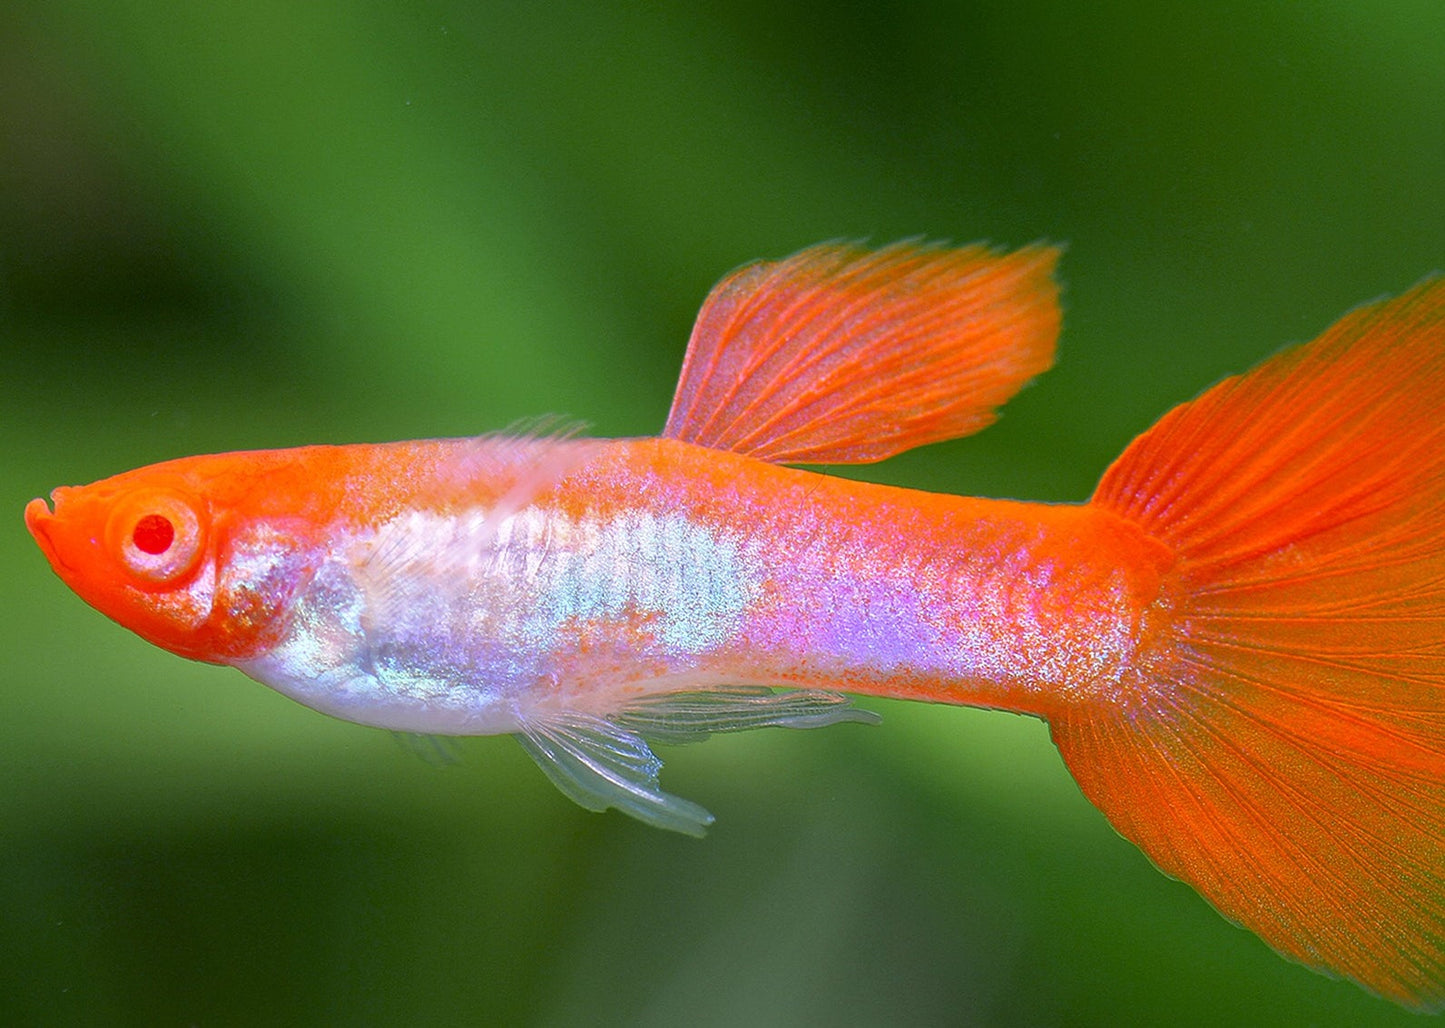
[392,732,461,766]
[614,686,881,744]
[515,711,714,836]
[515,688,879,834]
[664,241,1060,463]
[1067,278,1445,1007]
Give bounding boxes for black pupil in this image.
[132,514,175,555]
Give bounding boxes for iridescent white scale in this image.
[238,447,757,735]
[227,438,891,831]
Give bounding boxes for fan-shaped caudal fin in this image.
[663,241,1060,464]
[1062,278,1445,1008]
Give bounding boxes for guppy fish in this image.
[26,242,1445,1008]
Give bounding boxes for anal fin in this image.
[614,686,881,743]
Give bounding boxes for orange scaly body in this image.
[25,241,1445,1007]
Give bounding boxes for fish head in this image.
[26,454,325,664]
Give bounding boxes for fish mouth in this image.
[25,494,70,573]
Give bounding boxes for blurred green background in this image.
[3,2,1442,1024]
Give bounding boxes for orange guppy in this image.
[26,242,1445,1008]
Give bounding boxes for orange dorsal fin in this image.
[662,241,1060,463]
[1063,279,1445,1007]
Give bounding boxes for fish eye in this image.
[132,513,175,555]
[107,490,205,586]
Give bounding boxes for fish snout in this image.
[26,495,60,563]
[25,490,80,574]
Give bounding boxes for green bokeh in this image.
[3,3,1442,1024]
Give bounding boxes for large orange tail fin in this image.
[1061,280,1445,1007]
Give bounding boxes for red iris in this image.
[132,514,175,555]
